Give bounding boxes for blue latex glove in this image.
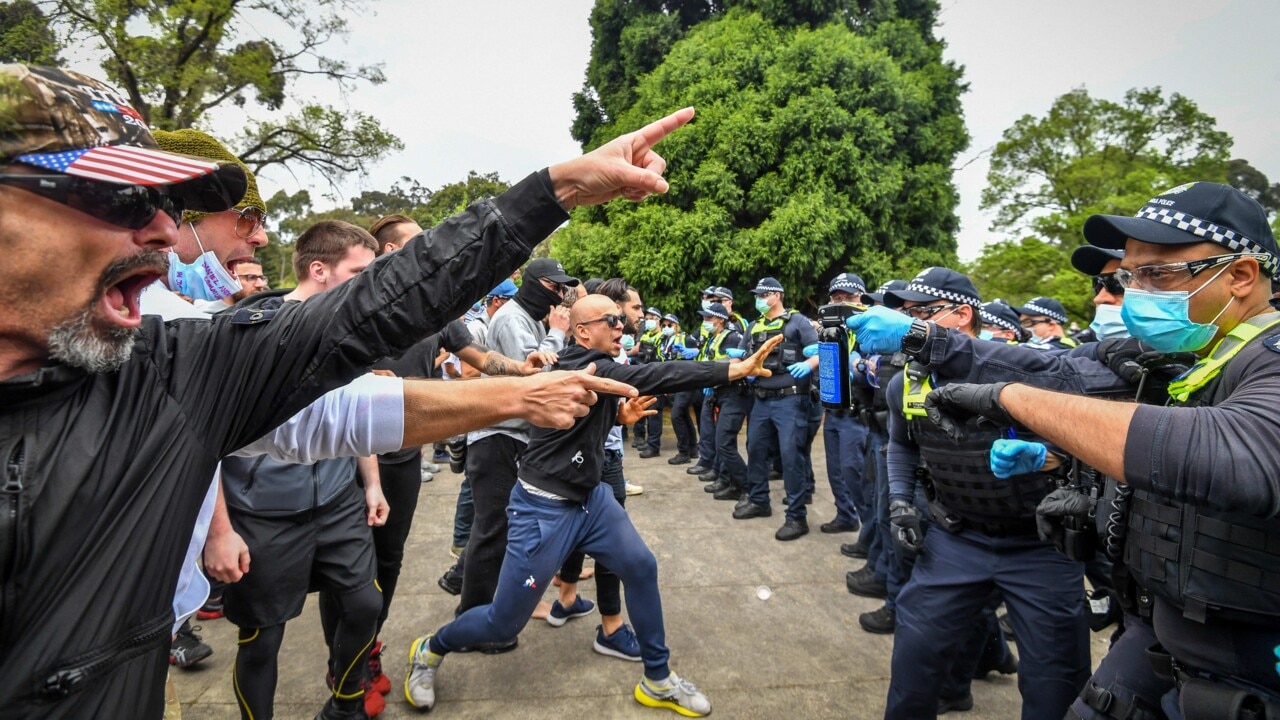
[673,343,686,352]
[802,343,819,358]
[989,439,1047,478]
[847,305,913,354]
[703,387,714,398]
[787,361,812,379]
[724,348,746,359]
[680,347,700,360]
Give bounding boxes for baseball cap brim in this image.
[1070,245,1124,276]
[1083,213,1204,250]
[883,288,940,309]
[17,145,247,213]
[542,274,580,286]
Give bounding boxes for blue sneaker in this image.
[593,623,642,662]
[546,596,596,627]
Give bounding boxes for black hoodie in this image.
[519,343,729,501]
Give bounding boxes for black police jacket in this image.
[0,169,566,718]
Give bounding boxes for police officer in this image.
[818,273,872,535]
[927,182,1280,720]
[688,288,724,479]
[1013,296,1079,350]
[711,286,749,334]
[634,306,665,454]
[733,277,820,541]
[979,300,1027,343]
[853,266,1092,719]
[697,302,751,501]
[662,314,699,465]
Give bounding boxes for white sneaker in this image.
[421,470,435,483]
[404,634,442,710]
[625,482,644,496]
[421,461,442,474]
[634,671,711,717]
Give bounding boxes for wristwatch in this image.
[900,319,931,357]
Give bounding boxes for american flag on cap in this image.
[16,146,222,187]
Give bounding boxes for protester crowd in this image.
[1,61,1278,720]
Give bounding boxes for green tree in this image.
[0,1,62,64]
[556,6,968,318]
[49,0,401,184]
[964,238,1093,325]
[410,171,510,229]
[981,87,1232,248]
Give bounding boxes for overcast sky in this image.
[237,0,1279,260]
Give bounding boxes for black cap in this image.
[662,313,680,325]
[713,286,735,301]
[524,257,579,286]
[697,302,730,320]
[1012,296,1068,324]
[862,280,906,306]
[1070,246,1125,276]
[749,277,784,295]
[884,267,981,309]
[828,272,866,295]
[1084,181,1279,277]
[979,300,1021,332]
[700,285,719,298]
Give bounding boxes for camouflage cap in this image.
[0,64,245,212]
[153,129,264,224]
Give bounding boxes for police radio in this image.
[817,302,866,410]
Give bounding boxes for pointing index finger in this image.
[631,107,695,153]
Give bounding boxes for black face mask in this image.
[514,278,563,321]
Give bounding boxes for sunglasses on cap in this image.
[577,313,626,329]
[232,206,267,239]
[1091,273,1125,297]
[0,173,184,230]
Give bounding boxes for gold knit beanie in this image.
[152,129,264,224]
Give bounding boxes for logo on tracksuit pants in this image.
[524,576,537,589]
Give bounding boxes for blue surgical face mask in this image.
[661,326,675,337]
[701,320,715,334]
[978,329,994,341]
[700,299,713,311]
[167,224,242,301]
[643,319,657,332]
[754,297,771,315]
[1120,264,1234,353]
[620,334,635,351]
[1088,303,1129,340]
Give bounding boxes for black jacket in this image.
[519,344,729,502]
[0,170,566,718]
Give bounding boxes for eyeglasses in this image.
[233,206,267,238]
[0,173,184,229]
[578,313,626,329]
[1091,273,1125,296]
[236,273,268,284]
[1020,317,1053,329]
[1114,253,1269,291]
[900,303,958,320]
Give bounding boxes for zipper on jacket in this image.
[2,439,25,626]
[40,615,172,699]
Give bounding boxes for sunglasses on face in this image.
[1091,273,1125,296]
[900,303,958,320]
[578,313,626,329]
[233,206,267,239]
[0,173,184,230]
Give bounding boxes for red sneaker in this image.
[195,597,224,621]
[363,682,385,717]
[368,641,391,695]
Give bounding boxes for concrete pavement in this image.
[174,425,1107,719]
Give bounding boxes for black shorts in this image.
[224,481,376,628]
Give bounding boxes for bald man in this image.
[405,295,781,717]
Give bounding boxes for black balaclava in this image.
[514,277,562,321]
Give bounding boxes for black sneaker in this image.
[686,464,712,475]
[638,448,659,459]
[697,470,719,483]
[732,503,772,520]
[846,567,887,598]
[437,565,462,596]
[712,485,741,502]
[840,543,868,559]
[775,519,809,541]
[315,697,370,720]
[938,693,974,714]
[667,453,691,465]
[704,479,730,494]
[170,623,213,669]
[820,519,859,534]
[859,605,896,634]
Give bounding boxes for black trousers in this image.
[458,433,525,613]
[670,390,699,455]
[372,448,423,632]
